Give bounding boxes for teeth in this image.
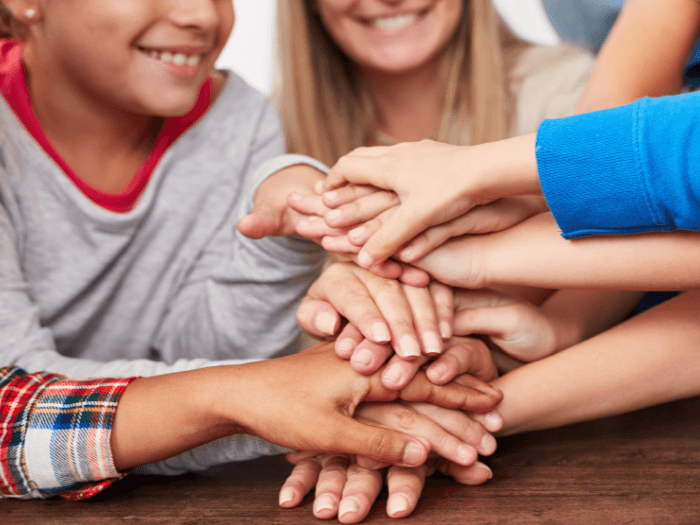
[370,13,419,31]
[141,48,203,67]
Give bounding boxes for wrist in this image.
[474,133,541,203]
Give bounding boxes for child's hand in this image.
[452,288,570,365]
[321,135,540,269]
[296,261,453,359]
[237,164,325,239]
[224,342,501,468]
[289,191,432,287]
[325,193,548,263]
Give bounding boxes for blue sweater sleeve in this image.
[536,91,700,239]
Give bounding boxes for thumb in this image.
[237,200,284,239]
[330,416,430,467]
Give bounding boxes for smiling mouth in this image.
[137,47,202,67]
[364,10,427,31]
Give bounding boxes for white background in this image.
[218,0,560,95]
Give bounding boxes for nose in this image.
[168,0,219,31]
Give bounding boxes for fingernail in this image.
[324,190,338,202]
[314,494,336,513]
[439,321,451,339]
[403,441,425,465]
[371,322,391,343]
[336,338,355,355]
[357,250,374,268]
[480,434,498,455]
[399,335,421,359]
[288,192,301,202]
[315,312,337,336]
[477,461,493,480]
[429,363,447,381]
[484,411,503,432]
[279,487,295,506]
[382,366,402,388]
[326,209,342,223]
[349,225,366,240]
[457,444,476,464]
[353,349,374,367]
[387,494,409,517]
[398,245,414,260]
[339,497,360,520]
[422,332,443,355]
[315,180,324,194]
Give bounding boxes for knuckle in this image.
[365,430,396,460]
[394,406,419,430]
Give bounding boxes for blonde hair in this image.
[0,4,25,40]
[273,0,518,166]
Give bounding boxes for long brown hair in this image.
[273,0,516,166]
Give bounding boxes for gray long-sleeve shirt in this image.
[0,71,327,473]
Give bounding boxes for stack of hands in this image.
[238,138,580,523]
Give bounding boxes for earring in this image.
[25,9,36,19]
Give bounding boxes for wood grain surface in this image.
[3,396,700,525]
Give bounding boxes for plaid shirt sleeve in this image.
[0,366,138,500]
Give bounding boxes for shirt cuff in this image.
[0,367,137,499]
[536,101,661,239]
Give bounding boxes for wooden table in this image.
[4,396,700,524]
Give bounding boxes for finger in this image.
[436,459,493,486]
[407,401,497,456]
[396,263,432,288]
[425,337,499,384]
[386,464,427,519]
[336,324,365,360]
[380,352,424,390]
[288,191,330,217]
[329,415,430,468]
[296,216,348,240]
[402,284,442,356]
[345,254,403,281]
[325,191,401,229]
[347,208,394,247]
[358,274,423,360]
[323,147,393,191]
[337,462,384,524]
[296,297,341,338]
[237,204,282,240]
[313,454,353,520]
[355,198,433,269]
[279,456,322,508]
[357,404,478,467]
[350,338,393,375]
[322,184,383,209]
[322,234,362,255]
[399,370,502,413]
[429,281,454,340]
[309,264,392,346]
[397,198,549,262]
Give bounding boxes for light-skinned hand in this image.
[296,261,453,359]
[320,135,541,269]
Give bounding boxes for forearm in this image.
[540,289,644,351]
[111,368,243,471]
[495,289,700,435]
[478,213,700,290]
[575,0,700,114]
